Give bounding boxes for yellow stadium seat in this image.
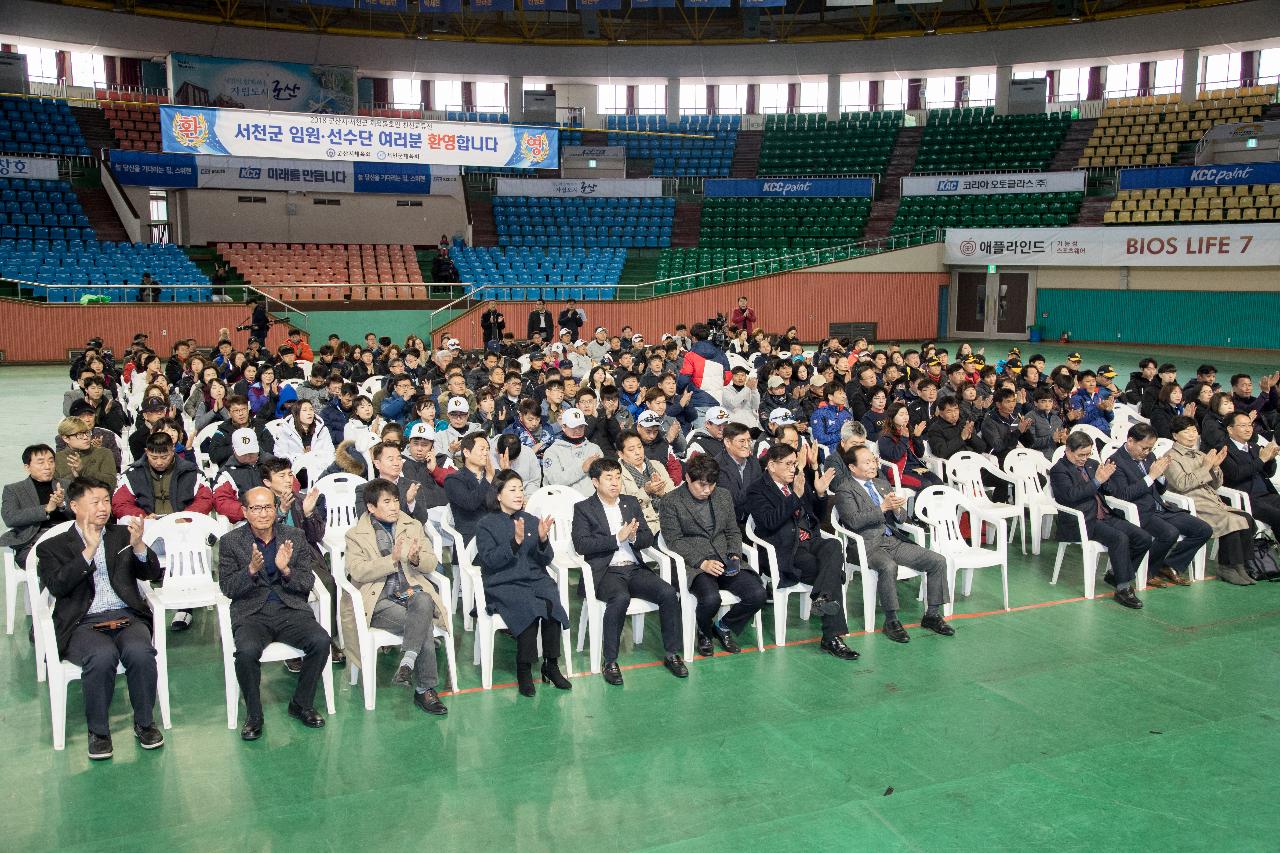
[1117,211,1132,223]
[1259,208,1275,221]
[1193,209,1208,221]
[1242,208,1258,221]
[1103,211,1118,224]
[1226,208,1242,221]
[1160,210,1175,222]
[1178,208,1194,222]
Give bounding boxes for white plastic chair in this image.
[467,538,574,689]
[141,512,226,726]
[1162,491,1209,581]
[22,521,76,681]
[281,379,304,392]
[436,506,479,630]
[945,451,1022,545]
[1003,448,1060,555]
[4,545,27,636]
[919,439,946,479]
[291,449,335,488]
[1217,485,1274,539]
[193,422,223,480]
[297,360,313,380]
[357,376,385,398]
[915,485,1007,611]
[743,516,848,647]
[656,532,765,659]
[313,472,366,560]
[576,544,671,674]
[1047,497,1149,600]
[1100,494,1152,591]
[216,582,335,728]
[337,562,458,709]
[1070,423,1113,451]
[827,505,933,633]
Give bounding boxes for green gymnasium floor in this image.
[3,341,1280,851]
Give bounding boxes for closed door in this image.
[995,273,1030,335]
[950,269,1035,339]
[953,272,987,334]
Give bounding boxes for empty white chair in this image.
[945,451,1022,544]
[357,376,385,398]
[291,449,335,488]
[338,561,458,709]
[192,422,223,480]
[1003,448,1060,555]
[828,506,931,633]
[141,512,226,727]
[1070,423,1113,451]
[915,485,1007,611]
[657,532,765,659]
[216,583,336,729]
[313,472,365,559]
[436,506,478,630]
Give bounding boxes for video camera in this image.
[706,313,728,350]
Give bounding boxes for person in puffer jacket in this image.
[809,383,852,454]
[677,323,731,428]
[1068,370,1115,433]
[540,409,604,497]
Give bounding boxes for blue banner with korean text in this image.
[167,53,356,114]
[470,0,516,10]
[524,0,569,8]
[704,177,875,198]
[631,0,677,7]
[1118,162,1280,191]
[682,0,731,6]
[419,0,463,10]
[577,0,622,8]
[160,105,558,169]
[109,149,199,188]
[359,0,408,9]
[740,0,785,7]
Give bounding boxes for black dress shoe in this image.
[87,731,113,760]
[920,614,956,636]
[881,620,910,643]
[413,689,448,715]
[391,664,413,687]
[602,661,624,685]
[810,595,843,616]
[695,632,714,657]
[712,626,742,654]
[240,718,263,741]
[664,654,689,678]
[287,703,326,728]
[819,636,860,660]
[1102,571,1117,588]
[134,724,164,750]
[283,658,303,674]
[1113,587,1144,609]
[540,660,572,690]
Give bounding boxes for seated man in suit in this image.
[443,432,495,544]
[1049,432,1153,610]
[343,479,449,716]
[1220,411,1280,534]
[715,422,763,524]
[36,477,164,760]
[2,444,72,569]
[354,442,434,528]
[1101,423,1211,588]
[571,458,687,685]
[658,453,766,657]
[218,485,331,740]
[828,444,954,643]
[745,443,860,660]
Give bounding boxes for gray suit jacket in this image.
[217,523,320,622]
[1,479,62,552]
[658,483,742,579]
[827,463,907,544]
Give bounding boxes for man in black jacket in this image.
[1102,424,1210,587]
[208,396,275,468]
[218,485,330,740]
[714,422,762,523]
[1124,358,1159,406]
[1221,411,1280,534]
[527,298,554,342]
[557,298,585,342]
[36,477,164,759]
[924,397,988,460]
[1049,433,1152,609]
[443,433,495,543]
[571,458,687,685]
[744,443,859,660]
[481,303,506,345]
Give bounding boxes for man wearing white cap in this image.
[540,408,603,497]
[434,397,480,464]
[635,410,679,477]
[567,339,592,380]
[586,326,611,362]
[687,406,732,458]
[402,422,450,511]
[212,428,267,524]
[768,407,797,431]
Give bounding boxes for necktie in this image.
[1079,467,1107,520]
[863,480,894,537]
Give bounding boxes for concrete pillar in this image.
[826,73,840,120]
[1180,48,1200,103]
[994,64,1013,115]
[665,76,680,124]
[508,75,524,122]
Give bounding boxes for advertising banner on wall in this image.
[494,178,662,197]
[703,177,875,198]
[167,53,356,115]
[159,105,559,169]
[0,155,61,181]
[1117,161,1280,191]
[110,150,462,196]
[902,171,1085,196]
[945,224,1280,267]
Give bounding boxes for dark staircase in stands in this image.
[730,130,762,178]
[70,105,116,154]
[862,127,922,241]
[74,186,130,243]
[1049,118,1097,171]
[671,202,702,248]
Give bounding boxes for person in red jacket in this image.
[729,296,757,336]
[286,328,314,363]
[212,429,266,524]
[112,432,214,519]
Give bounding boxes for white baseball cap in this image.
[407,422,435,440]
[594,326,608,335]
[768,407,797,426]
[573,339,587,348]
[631,333,644,343]
[636,411,663,429]
[447,396,470,415]
[561,408,587,429]
[559,327,573,337]
[445,338,461,350]
[231,428,259,455]
[705,407,730,426]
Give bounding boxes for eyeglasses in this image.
[245,505,275,514]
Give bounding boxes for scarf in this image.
[621,457,650,492]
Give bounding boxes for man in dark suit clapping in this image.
[219,485,331,740]
[1221,411,1280,535]
[1049,432,1153,610]
[1101,423,1210,588]
[571,458,686,685]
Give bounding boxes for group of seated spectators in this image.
[3,308,1278,760]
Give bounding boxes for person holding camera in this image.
[659,452,765,657]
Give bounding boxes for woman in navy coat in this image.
[474,469,572,697]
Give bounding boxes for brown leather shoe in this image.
[1158,566,1191,586]
[1145,574,1170,589]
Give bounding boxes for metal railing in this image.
[0,279,306,317]
[426,228,942,329]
